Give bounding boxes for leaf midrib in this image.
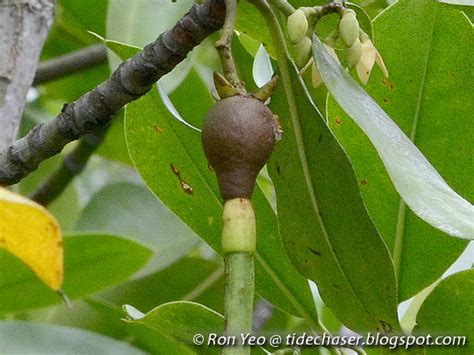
[281,65,374,323]
[392,6,438,277]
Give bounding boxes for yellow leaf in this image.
[0,187,63,290]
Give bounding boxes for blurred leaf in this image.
[99,257,224,314]
[268,63,398,332]
[111,41,318,326]
[19,152,80,231]
[0,188,62,290]
[0,321,144,354]
[106,0,194,92]
[75,182,198,270]
[95,111,132,165]
[125,301,223,355]
[415,269,474,354]
[0,234,151,314]
[40,0,109,101]
[325,0,473,299]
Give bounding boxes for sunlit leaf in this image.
[0,188,62,290]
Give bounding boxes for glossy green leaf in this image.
[75,182,198,270]
[0,321,144,354]
[268,62,398,332]
[325,0,473,299]
[125,301,223,354]
[0,234,151,314]
[111,41,318,326]
[415,270,474,354]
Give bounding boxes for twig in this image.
[215,0,244,92]
[29,125,108,206]
[33,44,108,86]
[0,0,225,186]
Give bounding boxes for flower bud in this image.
[287,9,308,44]
[339,12,360,47]
[344,38,362,68]
[292,36,312,68]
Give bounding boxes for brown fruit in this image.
[202,95,278,200]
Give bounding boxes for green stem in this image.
[222,198,256,355]
[269,0,295,16]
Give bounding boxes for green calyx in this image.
[222,198,256,254]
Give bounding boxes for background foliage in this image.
[1,0,472,353]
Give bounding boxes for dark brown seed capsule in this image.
[202,95,278,200]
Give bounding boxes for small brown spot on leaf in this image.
[360,179,368,185]
[335,116,343,125]
[378,320,392,333]
[333,284,342,290]
[383,98,389,104]
[154,124,164,134]
[276,163,281,175]
[170,163,180,176]
[389,83,396,90]
[207,162,214,172]
[180,180,194,195]
[309,247,321,256]
[382,78,389,86]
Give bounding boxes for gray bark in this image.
[0,0,55,150]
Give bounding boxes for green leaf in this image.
[415,270,474,354]
[0,234,151,314]
[125,301,223,355]
[75,182,198,269]
[106,0,194,92]
[236,1,276,58]
[324,0,473,299]
[110,41,318,325]
[268,62,398,332]
[169,69,214,129]
[0,321,144,354]
[99,257,225,314]
[437,0,474,5]
[19,153,80,231]
[95,111,133,165]
[40,0,109,101]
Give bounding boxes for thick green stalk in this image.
[222,198,256,355]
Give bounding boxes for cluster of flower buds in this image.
[287,8,315,68]
[338,9,388,84]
